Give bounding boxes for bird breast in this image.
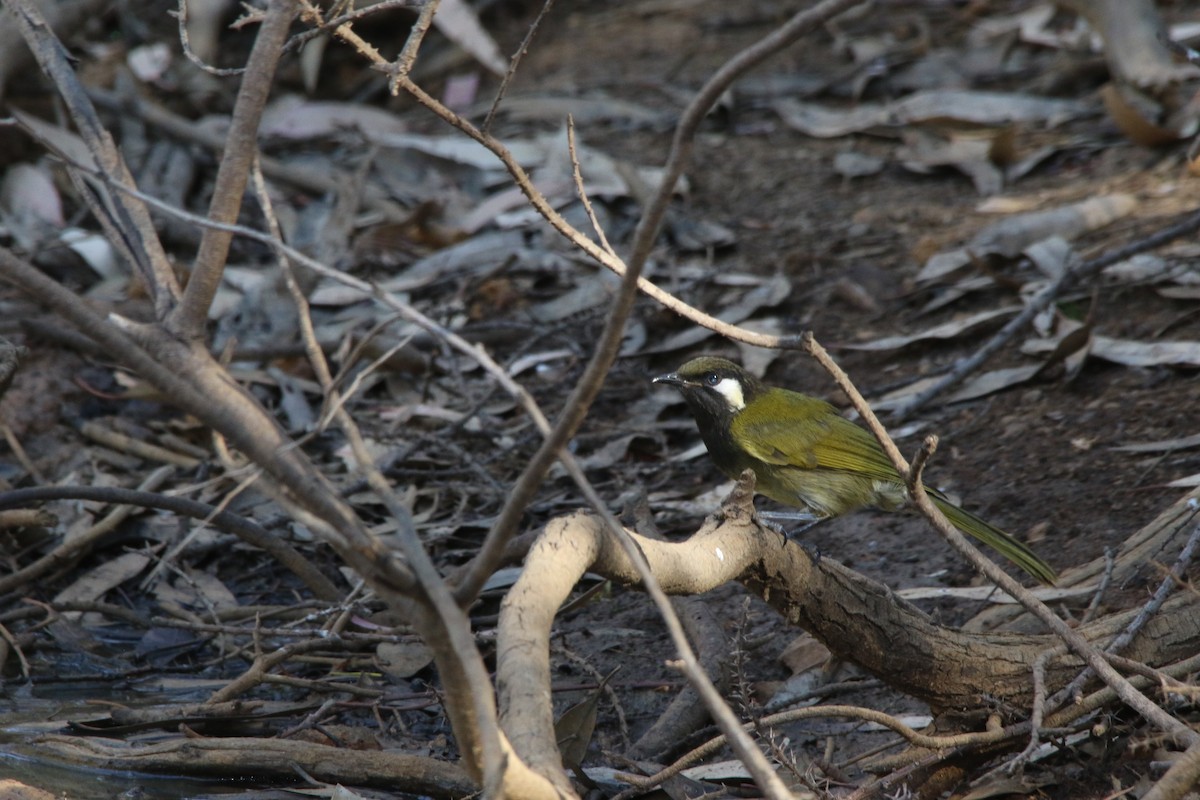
[755,466,908,518]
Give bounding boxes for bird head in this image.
[653,356,766,421]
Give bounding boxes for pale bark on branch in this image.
[498,480,1200,778]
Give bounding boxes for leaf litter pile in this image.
[1,0,1200,798]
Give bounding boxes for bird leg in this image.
[757,508,826,537]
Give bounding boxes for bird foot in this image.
[755,511,826,566]
[756,510,825,539]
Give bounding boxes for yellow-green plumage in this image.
[654,356,1056,585]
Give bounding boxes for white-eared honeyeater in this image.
[654,356,1056,584]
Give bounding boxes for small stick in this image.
[483,0,557,133]
[78,420,202,469]
[1047,514,1200,710]
[566,116,617,257]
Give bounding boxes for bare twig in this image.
[1108,518,1200,654]
[306,3,868,618]
[622,0,864,283]
[5,0,417,592]
[77,420,201,468]
[0,467,169,594]
[248,158,548,797]
[84,87,403,216]
[566,116,617,257]
[614,701,1040,799]
[1002,645,1059,774]
[2,241,394,590]
[172,0,244,76]
[392,0,439,79]
[0,423,47,484]
[451,0,866,607]
[907,435,937,489]
[6,0,181,313]
[209,635,348,703]
[1048,514,1200,711]
[1044,649,1200,732]
[0,508,55,529]
[1080,547,1117,624]
[172,0,296,340]
[0,621,31,679]
[288,0,415,51]
[558,466,795,800]
[483,0,557,132]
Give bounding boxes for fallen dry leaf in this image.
[432,0,506,76]
[1024,334,1200,368]
[917,194,1137,283]
[1113,432,1200,453]
[843,306,1019,351]
[774,89,1091,139]
[54,552,152,619]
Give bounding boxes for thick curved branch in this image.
[497,500,1200,774]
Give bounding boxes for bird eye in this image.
[704,373,720,386]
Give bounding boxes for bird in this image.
[653,356,1057,584]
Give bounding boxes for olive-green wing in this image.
[732,392,1057,584]
[731,393,903,484]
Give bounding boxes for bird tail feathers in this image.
[931,496,1057,585]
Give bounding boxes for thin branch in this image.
[3,214,411,598]
[566,116,617,257]
[84,87,403,216]
[1002,645,1058,774]
[1048,514,1200,710]
[448,0,866,606]
[1044,650,1200,730]
[1080,547,1117,624]
[392,0,439,79]
[310,0,870,613]
[287,0,415,51]
[6,0,181,312]
[614,701,1042,799]
[52,163,558,452]
[338,48,794,349]
[172,0,244,76]
[0,467,171,595]
[1108,518,1200,654]
[248,159,540,796]
[171,0,297,340]
[0,621,31,679]
[622,0,866,291]
[906,435,937,489]
[483,0,557,133]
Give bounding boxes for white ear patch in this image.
[712,377,745,410]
